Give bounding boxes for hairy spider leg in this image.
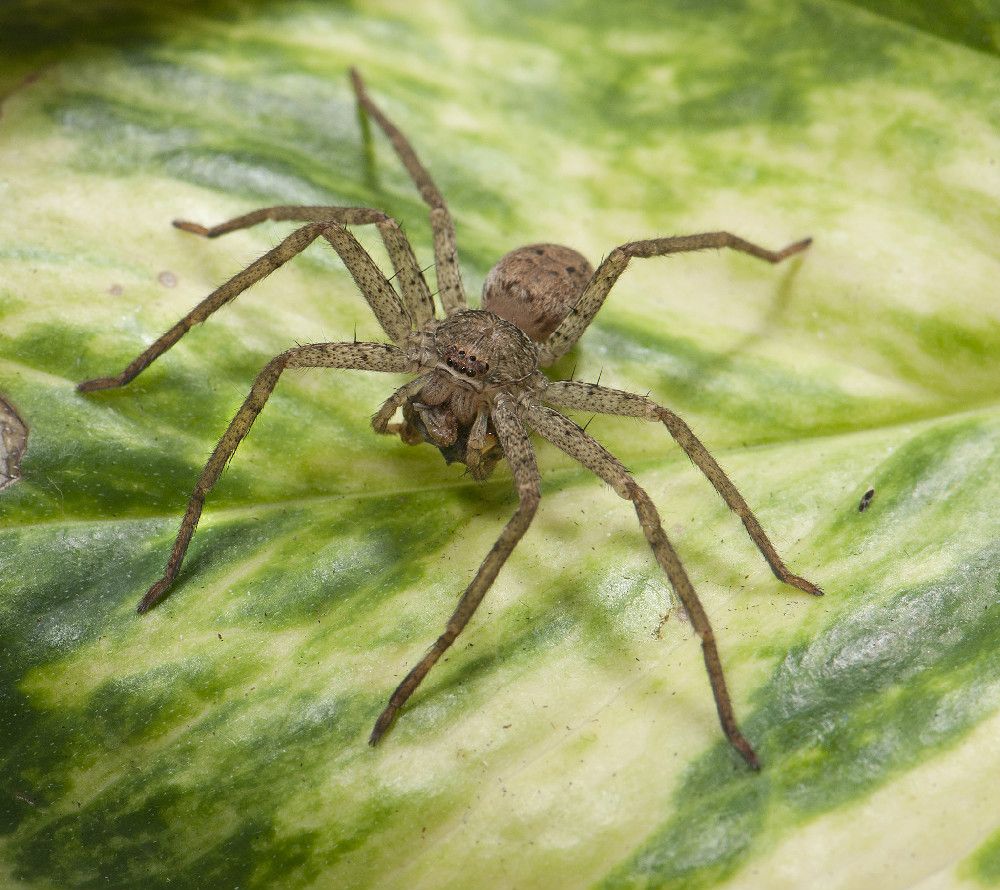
[543,381,822,597]
[77,221,412,392]
[136,341,412,613]
[350,68,467,317]
[540,231,812,365]
[174,205,435,326]
[369,392,540,743]
[523,402,760,769]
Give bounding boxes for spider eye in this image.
[458,349,466,356]
[469,355,476,361]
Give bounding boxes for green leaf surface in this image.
[2,1,999,888]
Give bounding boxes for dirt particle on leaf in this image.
[859,487,875,512]
[108,283,124,296]
[158,270,178,288]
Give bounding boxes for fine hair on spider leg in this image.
[77,67,820,770]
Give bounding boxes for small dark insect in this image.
[859,487,875,512]
[78,69,822,769]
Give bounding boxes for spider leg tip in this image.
[784,573,823,597]
[76,376,119,393]
[173,220,210,237]
[731,734,761,770]
[137,580,171,614]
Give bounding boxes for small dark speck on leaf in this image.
[218,633,223,641]
[108,283,124,296]
[158,270,178,288]
[859,487,875,512]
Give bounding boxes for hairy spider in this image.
[78,68,821,769]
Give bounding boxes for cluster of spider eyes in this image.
[443,347,490,378]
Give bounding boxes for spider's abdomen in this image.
[482,244,594,342]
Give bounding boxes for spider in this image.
[78,68,822,770]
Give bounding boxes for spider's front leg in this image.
[77,221,412,392]
[173,204,435,327]
[138,341,414,613]
[369,393,539,743]
[543,380,822,597]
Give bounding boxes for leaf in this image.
[1,1,999,888]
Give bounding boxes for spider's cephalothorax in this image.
[400,308,546,478]
[77,67,822,770]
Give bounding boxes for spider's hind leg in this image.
[540,231,811,365]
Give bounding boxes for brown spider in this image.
[78,68,822,770]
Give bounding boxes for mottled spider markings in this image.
[77,67,821,770]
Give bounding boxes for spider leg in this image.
[369,392,540,744]
[174,205,435,327]
[137,341,413,613]
[543,381,822,597]
[540,231,811,365]
[78,222,411,392]
[350,68,467,317]
[524,402,760,769]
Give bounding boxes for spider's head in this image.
[433,309,539,388]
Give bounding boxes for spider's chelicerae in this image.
[79,69,822,769]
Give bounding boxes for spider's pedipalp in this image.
[542,380,822,597]
[522,401,760,769]
[370,391,540,744]
[137,341,414,614]
[539,231,812,365]
[350,68,467,316]
[371,372,436,435]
